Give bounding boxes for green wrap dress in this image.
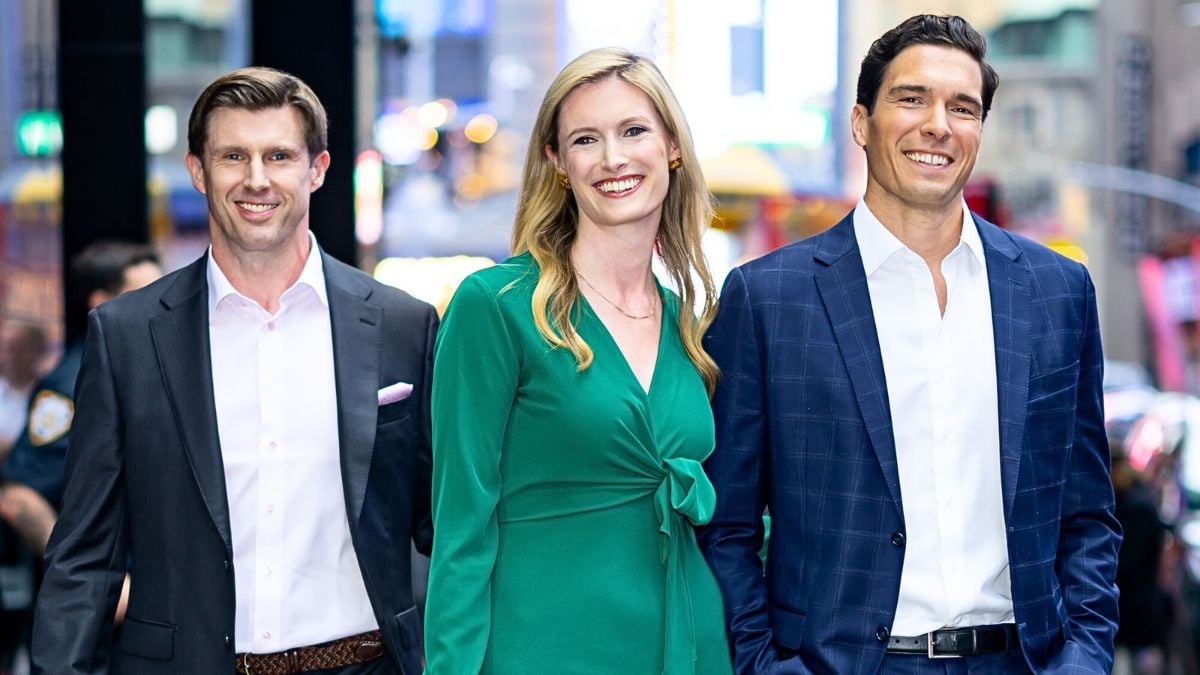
[424,254,732,675]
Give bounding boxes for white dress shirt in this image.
[0,378,33,448]
[207,237,377,653]
[854,200,1014,635]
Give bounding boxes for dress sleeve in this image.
[423,274,521,673]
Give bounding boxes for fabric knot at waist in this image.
[654,456,716,675]
[492,456,717,674]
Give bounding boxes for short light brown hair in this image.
[187,66,328,162]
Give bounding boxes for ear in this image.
[544,144,563,173]
[185,153,207,195]
[309,150,331,192]
[850,104,870,149]
[668,139,681,164]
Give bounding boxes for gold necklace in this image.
[576,271,658,320]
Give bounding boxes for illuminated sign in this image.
[16,111,63,158]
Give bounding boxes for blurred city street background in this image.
[1,0,1200,673]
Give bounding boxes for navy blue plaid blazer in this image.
[699,211,1121,674]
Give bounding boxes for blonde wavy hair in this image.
[510,47,719,393]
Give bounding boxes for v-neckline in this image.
[578,283,668,397]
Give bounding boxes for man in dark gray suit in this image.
[32,67,436,675]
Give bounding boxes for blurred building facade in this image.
[0,0,59,339]
[846,0,1200,376]
[2,0,1199,382]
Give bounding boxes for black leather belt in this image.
[886,624,1018,658]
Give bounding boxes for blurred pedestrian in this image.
[0,318,48,675]
[0,241,161,556]
[0,321,47,458]
[0,241,159,675]
[31,67,436,675]
[424,47,732,674]
[700,14,1120,674]
[1112,440,1171,675]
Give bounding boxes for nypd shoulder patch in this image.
[28,390,74,446]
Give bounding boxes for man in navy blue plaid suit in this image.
[699,14,1120,675]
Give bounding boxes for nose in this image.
[921,106,951,142]
[243,156,269,191]
[600,139,629,173]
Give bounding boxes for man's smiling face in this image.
[187,105,329,260]
[852,43,984,217]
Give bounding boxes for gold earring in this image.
[668,158,682,171]
[557,173,571,190]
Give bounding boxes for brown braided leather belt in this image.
[234,630,385,674]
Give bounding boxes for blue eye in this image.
[626,126,647,137]
[573,136,596,146]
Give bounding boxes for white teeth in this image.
[905,152,949,166]
[597,177,641,193]
[238,202,277,212]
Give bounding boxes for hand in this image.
[0,482,58,555]
[115,574,131,624]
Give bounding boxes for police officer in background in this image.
[1,241,161,554]
[0,241,161,669]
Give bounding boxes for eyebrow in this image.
[564,116,653,138]
[887,84,982,110]
[210,144,301,157]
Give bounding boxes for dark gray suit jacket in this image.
[31,251,437,674]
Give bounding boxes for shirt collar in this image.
[207,231,328,313]
[853,198,984,276]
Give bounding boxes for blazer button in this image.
[224,559,231,571]
[891,532,905,547]
[224,635,231,647]
[876,626,890,642]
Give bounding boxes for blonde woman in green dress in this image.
[424,47,733,675]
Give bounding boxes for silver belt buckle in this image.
[927,630,963,659]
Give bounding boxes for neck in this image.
[570,219,657,298]
[864,191,964,265]
[210,233,311,314]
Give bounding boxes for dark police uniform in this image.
[2,342,84,509]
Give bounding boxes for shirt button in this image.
[267,321,276,331]
[268,441,277,450]
[890,532,905,548]
[876,626,890,642]
[263,631,271,640]
[265,566,272,577]
[266,504,275,514]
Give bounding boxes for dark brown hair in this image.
[857,14,999,121]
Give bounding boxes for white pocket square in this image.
[378,381,414,405]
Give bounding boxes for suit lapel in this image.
[976,216,1031,519]
[149,256,232,553]
[812,215,903,517]
[323,253,382,527]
